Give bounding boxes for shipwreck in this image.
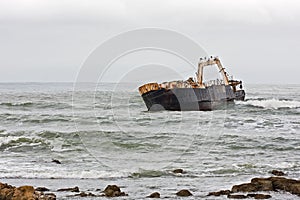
[138,56,245,111]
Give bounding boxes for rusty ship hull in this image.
[138,56,246,111]
[141,85,245,111]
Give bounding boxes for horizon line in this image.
[0,81,299,85]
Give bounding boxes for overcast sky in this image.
[0,0,299,84]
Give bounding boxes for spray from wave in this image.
[236,99,300,109]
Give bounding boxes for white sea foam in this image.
[0,168,129,179]
[236,99,300,109]
[265,162,298,169]
[0,101,33,106]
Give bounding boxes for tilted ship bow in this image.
[138,56,245,111]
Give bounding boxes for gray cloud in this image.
[0,0,299,83]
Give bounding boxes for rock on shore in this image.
[209,176,300,199]
[232,177,300,195]
[57,186,79,192]
[102,185,127,197]
[172,169,184,174]
[147,192,160,198]
[0,182,56,200]
[176,189,193,197]
[270,170,285,176]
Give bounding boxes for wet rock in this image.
[57,186,79,192]
[147,192,160,198]
[247,193,272,199]
[232,177,300,197]
[232,178,273,193]
[207,189,231,196]
[75,192,96,197]
[227,194,248,199]
[251,178,273,191]
[268,177,290,191]
[268,176,300,195]
[103,185,127,197]
[0,183,14,191]
[211,176,300,199]
[36,187,50,192]
[176,189,193,197]
[232,183,258,193]
[270,170,285,176]
[0,183,14,199]
[0,182,56,200]
[12,186,36,200]
[51,159,61,164]
[172,169,184,174]
[103,185,120,197]
[289,183,300,196]
[39,193,57,200]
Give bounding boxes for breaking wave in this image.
[0,169,129,179]
[236,99,300,109]
[0,101,72,109]
[0,102,33,107]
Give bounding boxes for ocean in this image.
[0,83,299,199]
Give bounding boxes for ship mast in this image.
[197,56,229,88]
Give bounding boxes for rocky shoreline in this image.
[209,176,300,199]
[0,183,56,200]
[207,170,300,199]
[1,170,299,199]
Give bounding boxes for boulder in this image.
[36,187,50,192]
[247,193,272,199]
[211,176,300,198]
[57,186,79,192]
[0,183,14,190]
[12,186,35,200]
[0,188,14,199]
[0,183,15,199]
[75,192,96,197]
[232,183,258,193]
[268,176,298,196]
[0,182,56,200]
[227,194,248,199]
[232,178,273,193]
[231,177,300,197]
[207,189,231,196]
[147,192,160,198]
[270,170,285,176]
[265,177,300,195]
[39,193,56,200]
[251,178,273,191]
[289,183,300,196]
[172,169,184,174]
[51,159,61,164]
[270,177,289,191]
[103,185,127,197]
[176,189,193,197]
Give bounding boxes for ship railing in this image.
[160,80,194,89]
[203,79,224,87]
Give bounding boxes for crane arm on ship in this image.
[197,56,229,88]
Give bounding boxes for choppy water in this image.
[0,83,299,199]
